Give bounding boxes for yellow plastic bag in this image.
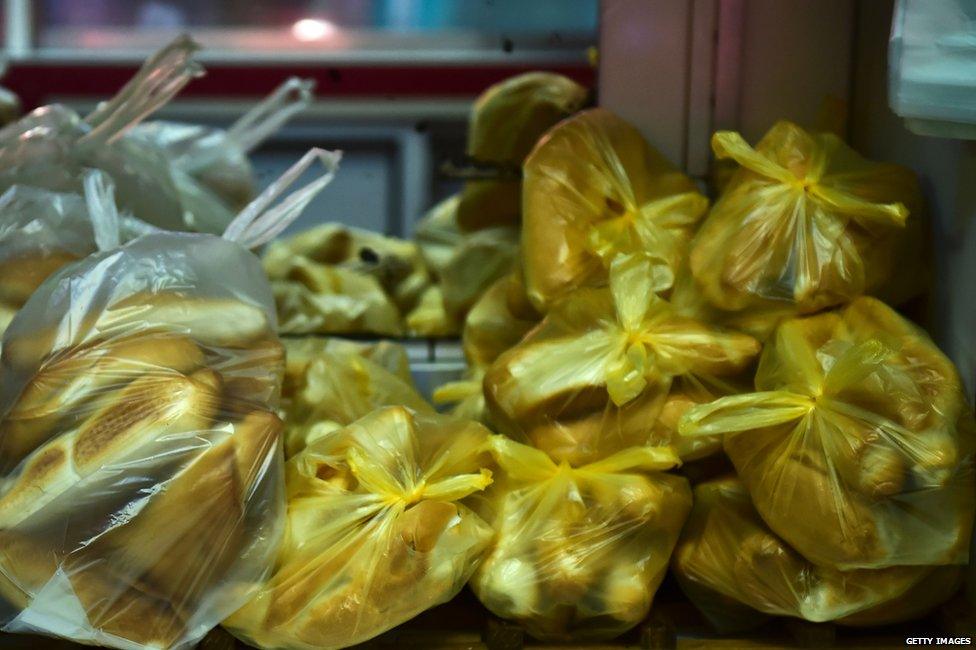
[522,108,708,311]
[414,194,462,281]
[484,262,760,465]
[282,347,433,458]
[265,223,430,314]
[680,297,976,570]
[282,336,411,401]
[690,121,923,316]
[223,406,494,650]
[457,72,588,231]
[462,272,541,370]
[673,477,962,629]
[470,437,691,641]
[433,369,488,424]
[440,225,519,321]
[405,285,459,337]
[412,193,519,321]
[269,258,403,336]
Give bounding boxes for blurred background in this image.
[1,0,598,237]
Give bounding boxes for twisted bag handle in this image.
[223,147,342,249]
[82,34,204,146]
[84,170,122,251]
[225,77,316,154]
[84,169,162,252]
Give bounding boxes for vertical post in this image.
[598,0,693,168]
[4,0,32,60]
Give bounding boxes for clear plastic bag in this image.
[0,182,155,334]
[484,262,760,466]
[223,406,495,650]
[470,437,691,641]
[281,345,433,458]
[689,121,925,316]
[673,477,963,629]
[0,148,340,649]
[133,77,314,212]
[457,72,588,232]
[522,108,708,311]
[680,297,976,570]
[0,36,209,233]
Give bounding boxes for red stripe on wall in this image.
[3,63,596,111]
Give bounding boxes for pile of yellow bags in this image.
[433,100,970,640]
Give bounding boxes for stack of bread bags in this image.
[671,121,975,628]
[0,148,340,649]
[409,72,590,337]
[433,106,743,642]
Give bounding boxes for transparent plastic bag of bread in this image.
[264,222,429,314]
[484,261,760,466]
[680,297,976,570]
[457,72,589,232]
[282,347,434,458]
[673,477,963,630]
[0,183,156,333]
[522,108,708,311]
[689,121,926,317]
[470,437,691,641]
[223,406,494,650]
[0,148,340,649]
[133,78,314,213]
[0,36,222,233]
[0,185,137,307]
